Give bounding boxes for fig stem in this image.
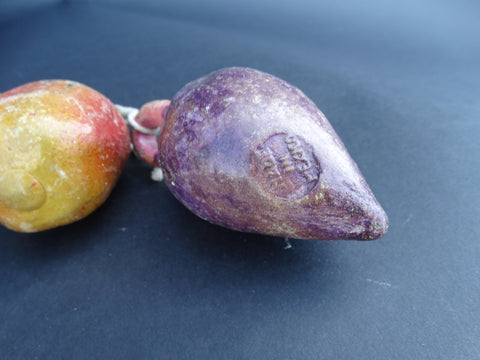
[115,104,158,135]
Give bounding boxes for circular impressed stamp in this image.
[251,133,321,199]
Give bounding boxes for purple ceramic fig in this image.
[157,67,388,240]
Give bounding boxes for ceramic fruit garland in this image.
[0,67,388,240]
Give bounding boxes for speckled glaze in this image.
[0,80,130,232]
[158,67,388,240]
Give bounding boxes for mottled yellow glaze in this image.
[0,80,130,232]
[0,169,46,211]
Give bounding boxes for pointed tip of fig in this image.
[349,201,388,240]
[362,208,389,240]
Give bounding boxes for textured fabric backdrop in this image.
[1,1,479,359]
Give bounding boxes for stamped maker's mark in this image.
[252,133,321,199]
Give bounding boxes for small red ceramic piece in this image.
[131,100,170,166]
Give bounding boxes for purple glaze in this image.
[158,67,388,240]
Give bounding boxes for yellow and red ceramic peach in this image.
[0,80,130,232]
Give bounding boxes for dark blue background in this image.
[1,0,479,358]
